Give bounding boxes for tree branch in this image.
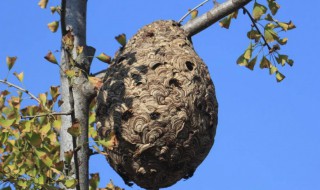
[178,0,210,24]
[0,79,41,104]
[21,111,72,119]
[182,0,253,37]
[242,7,272,50]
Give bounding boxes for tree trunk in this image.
[59,0,95,189]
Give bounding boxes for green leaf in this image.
[244,43,253,60]
[17,180,28,189]
[6,56,17,71]
[246,56,258,71]
[265,13,274,21]
[89,173,100,190]
[67,120,81,137]
[247,30,261,42]
[65,179,78,188]
[219,16,232,29]
[264,23,278,43]
[253,2,267,20]
[0,118,15,128]
[98,131,118,150]
[40,122,51,136]
[277,38,288,45]
[287,59,294,66]
[48,21,59,33]
[236,54,248,66]
[260,56,271,69]
[27,133,42,147]
[35,149,53,167]
[276,71,285,82]
[115,33,126,46]
[276,54,289,66]
[96,53,111,64]
[267,0,280,15]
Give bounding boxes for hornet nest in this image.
[96,20,218,189]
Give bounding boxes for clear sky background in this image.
[1,0,319,190]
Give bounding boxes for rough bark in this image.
[60,0,95,189]
[182,0,252,37]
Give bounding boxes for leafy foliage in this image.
[220,0,295,82]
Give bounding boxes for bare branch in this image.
[91,69,107,78]
[182,0,253,37]
[21,111,72,119]
[178,0,210,24]
[0,79,41,104]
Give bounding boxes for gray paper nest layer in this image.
[96,20,218,189]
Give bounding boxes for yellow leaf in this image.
[99,131,118,150]
[244,43,253,60]
[67,119,81,137]
[246,56,257,71]
[13,72,24,82]
[264,23,278,43]
[35,149,53,167]
[50,6,57,14]
[64,70,77,78]
[39,93,47,106]
[190,9,198,19]
[219,16,231,29]
[236,54,248,66]
[48,21,59,33]
[76,46,84,55]
[65,179,78,188]
[64,150,73,165]
[38,0,48,9]
[62,31,75,50]
[44,51,58,64]
[276,71,285,82]
[269,65,278,75]
[6,56,17,70]
[253,2,267,20]
[115,33,126,46]
[96,53,111,64]
[260,56,271,69]
[40,122,51,136]
[267,0,280,15]
[277,38,288,45]
[89,77,103,90]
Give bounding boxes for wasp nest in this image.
[96,20,218,189]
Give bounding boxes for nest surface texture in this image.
[96,20,218,189]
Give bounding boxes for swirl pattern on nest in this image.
[96,20,218,189]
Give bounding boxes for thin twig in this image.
[242,7,272,50]
[91,69,107,77]
[0,79,41,103]
[178,0,210,23]
[21,111,72,119]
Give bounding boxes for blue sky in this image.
[1,0,319,190]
